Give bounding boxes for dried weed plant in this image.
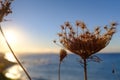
[58,49,67,80]
[54,20,117,80]
[0,0,31,80]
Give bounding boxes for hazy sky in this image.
[1,0,120,54]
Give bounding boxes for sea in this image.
[5,53,120,80]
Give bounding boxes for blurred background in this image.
[0,0,120,80]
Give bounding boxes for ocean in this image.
[5,53,120,80]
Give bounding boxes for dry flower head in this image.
[59,49,67,62]
[57,21,117,59]
[0,0,13,22]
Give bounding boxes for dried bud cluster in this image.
[59,49,67,62]
[58,21,117,59]
[0,0,13,22]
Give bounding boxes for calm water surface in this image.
[5,53,120,80]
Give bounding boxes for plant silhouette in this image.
[55,21,117,80]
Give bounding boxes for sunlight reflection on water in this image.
[4,52,27,80]
[5,65,21,79]
[5,65,27,80]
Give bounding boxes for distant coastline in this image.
[17,52,120,55]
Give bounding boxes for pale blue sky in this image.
[1,0,120,53]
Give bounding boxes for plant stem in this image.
[58,62,61,80]
[0,26,32,80]
[83,59,87,80]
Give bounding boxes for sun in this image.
[5,30,17,44]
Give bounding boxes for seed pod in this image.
[59,49,67,62]
[53,40,56,43]
[65,21,70,27]
[111,22,118,27]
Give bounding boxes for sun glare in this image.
[5,52,16,62]
[5,30,17,44]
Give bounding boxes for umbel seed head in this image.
[57,21,117,59]
[0,0,13,22]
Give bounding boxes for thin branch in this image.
[58,62,61,80]
[83,59,87,80]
